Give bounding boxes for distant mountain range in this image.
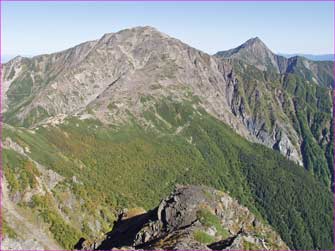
[1,27,333,251]
[279,53,334,61]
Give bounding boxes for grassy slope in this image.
[3,99,333,250]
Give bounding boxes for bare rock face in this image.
[78,185,288,250]
[220,67,303,165]
[1,238,46,250]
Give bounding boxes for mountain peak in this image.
[241,37,271,52]
[245,36,263,44]
[215,37,282,72]
[97,25,171,45]
[215,36,272,59]
[131,25,160,32]
[122,25,170,38]
[107,25,160,35]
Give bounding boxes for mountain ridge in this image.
[215,37,334,88]
[2,26,333,183]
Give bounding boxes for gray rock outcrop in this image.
[78,185,288,250]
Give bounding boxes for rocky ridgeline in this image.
[77,185,288,250]
[2,26,319,167]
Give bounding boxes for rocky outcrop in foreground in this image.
[77,185,288,250]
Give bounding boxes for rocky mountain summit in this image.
[77,185,288,250]
[215,37,287,73]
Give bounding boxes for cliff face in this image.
[78,185,288,250]
[215,38,333,186]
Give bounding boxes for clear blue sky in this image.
[2,1,334,60]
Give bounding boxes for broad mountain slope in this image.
[2,27,333,184]
[2,108,333,250]
[1,26,334,250]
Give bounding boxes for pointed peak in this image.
[215,36,280,73]
[236,37,275,57]
[215,36,274,60]
[243,37,267,48]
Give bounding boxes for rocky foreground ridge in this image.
[77,185,288,250]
